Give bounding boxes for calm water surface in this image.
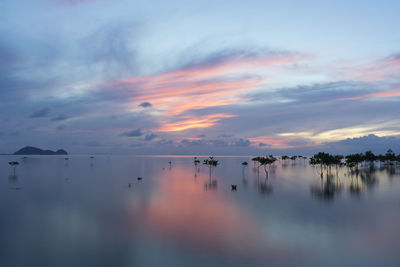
[1,155,400,267]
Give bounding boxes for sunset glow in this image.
[156,114,237,132]
[1,0,399,155]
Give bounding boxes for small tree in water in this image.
[203,156,218,175]
[241,161,248,184]
[345,153,364,173]
[8,161,19,175]
[253,155,276,179]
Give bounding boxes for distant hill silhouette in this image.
[14,146,68,155]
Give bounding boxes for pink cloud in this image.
[340,55,400,82]
[249,136,297,149]
[107,53,302,116]
[337,89,400,101]
[100,51,304,132]
[155,113,236,132]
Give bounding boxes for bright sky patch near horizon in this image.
[1,0,400,154]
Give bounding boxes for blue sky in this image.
[1,0,400,154]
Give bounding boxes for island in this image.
[14,146,68,155]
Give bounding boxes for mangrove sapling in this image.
[385,149,396,166]
[8,161,19,175]
[364,151,376,170]
[281,155,289,162]
[253,156,276,179]
[193,157,201,177]
[345,153,364,173]
[241,161,248,173]
[203,157,218,178]
[193,157,200,165]
[241,161,248,185]
[252,157,262,177]
[309,153,325,178]
[203,157,219,190]
[333,155,344,177]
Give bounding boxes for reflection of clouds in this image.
[130,166,297,262]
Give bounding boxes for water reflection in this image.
[131,167,297,264]
[1,156,400,267]
[310,174,342,201]
[308,161,399,201]
[347,167,379,192]
[8,174,18,185]
[256,175,273,195]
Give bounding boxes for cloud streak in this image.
[30,108,51,118]
[155,113,236,132]
[337,89,400,101]
[107,50,300,116]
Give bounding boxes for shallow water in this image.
[1,155,400,267]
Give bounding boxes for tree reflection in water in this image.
[203,157,218,191]
[310,174,342,201]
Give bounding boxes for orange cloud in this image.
[106,52,303,132]
[155,113,236,132]
[249,136,297,149]
[109,53,301,116]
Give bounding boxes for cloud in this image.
[249,136,297,149]
[323,134,400,154]
[337,89,400,101]
[56,125,67,130]
[180,138,206,146]
[121,128,143,137]
[85,141,103,147]
[342,53,400,82]
[218,134,233,138]
[156,139,174,145]
[139,102,152,108]
[30,108,51,118]
[144,133,157,141]
[155,113,236,132]
[80,23,137,77]
[235,138,251,147]
[51,114,70,121]
[110,74,262,116]
[248,81,370,105]
[99,48,303,119]
[179,138,228,147]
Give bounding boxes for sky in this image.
[1,0,400,155]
